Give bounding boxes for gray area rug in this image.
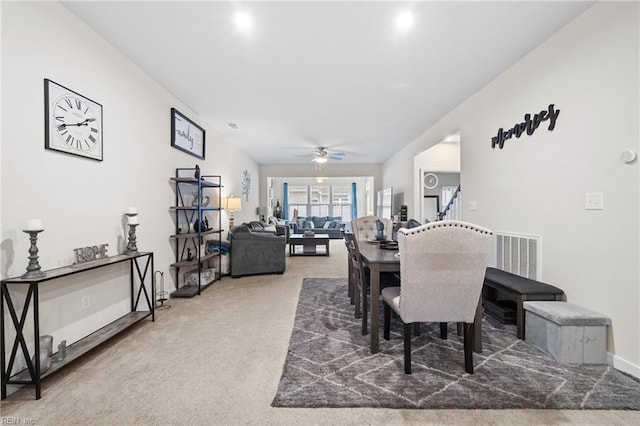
[272,278,640,409]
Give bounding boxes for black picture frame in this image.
[44,79,103,161]
[171,108,205,160]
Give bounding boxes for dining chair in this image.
[382,220,493,374]
[351,216,393,241]
[344,232,364,322]
[344,231,400,335]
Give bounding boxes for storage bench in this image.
[523,301,610,364]
[483,267,564,339]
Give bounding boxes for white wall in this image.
[1,2,258,364]
[384,2,640,374]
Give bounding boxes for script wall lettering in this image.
[491,104,560,149]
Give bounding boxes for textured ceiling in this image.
[63,1,593,164]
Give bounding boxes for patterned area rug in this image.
[272,278,640,409]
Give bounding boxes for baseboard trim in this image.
[607,352,640,378]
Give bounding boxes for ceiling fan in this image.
[297,147,346,164]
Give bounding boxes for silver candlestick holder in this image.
[22,229,46,279]
[124,212,139,256]
[125,223,139,256]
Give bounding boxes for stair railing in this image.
[438,185,461,221]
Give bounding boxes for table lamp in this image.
[222,196,242,228]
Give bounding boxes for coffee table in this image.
[289,234,330,256]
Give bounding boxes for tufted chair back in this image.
[397,220,493,323]
[351,216,393,241]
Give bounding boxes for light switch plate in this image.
[585,192,604,210]
[468,201,478,211]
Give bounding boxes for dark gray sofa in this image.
[228,224,286,278]
[289,216,345,239]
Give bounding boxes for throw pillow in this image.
[296,218,305,228]
[303,220,313,229]
[322,222,331,229]
[311,216,326,228]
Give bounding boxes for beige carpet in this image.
[2,240,639,425]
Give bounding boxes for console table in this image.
[1,252,154,400]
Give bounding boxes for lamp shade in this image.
[222,197,242,211]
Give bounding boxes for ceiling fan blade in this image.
[329,154,344,160]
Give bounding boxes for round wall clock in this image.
[424,173,439,189]
[44,79,103,161]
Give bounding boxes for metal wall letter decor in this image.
[242,169,251,201]
[491,104,560,149]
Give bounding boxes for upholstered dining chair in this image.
[344,231,400,335]
[382,220,493,374]
[351,216,393,241]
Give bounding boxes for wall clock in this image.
[44,79,103,161]
[424,173,439,189]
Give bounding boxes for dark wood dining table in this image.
[357,241,483,354]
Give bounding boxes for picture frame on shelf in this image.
[171,108,205,160]
[44,79,103,161]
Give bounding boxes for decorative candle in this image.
[25,219,42,231]
[127,206,137,215]
[128,216,139,225]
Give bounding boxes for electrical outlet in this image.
[468,201,478,211]
[81,295,90,311]
[585,192,604,210]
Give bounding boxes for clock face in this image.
[45,79,103,161]
[424,173,439,189]
[53,95,99,152]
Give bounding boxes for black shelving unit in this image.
[169,167,222,298]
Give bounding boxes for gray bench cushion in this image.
[484,267,564,296]
[523,301,611,326]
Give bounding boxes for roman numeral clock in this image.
[44,79,103,161]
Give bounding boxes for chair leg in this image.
[361,283,368,336]
[414,323,421,336]
[440,322,448,339]
[463,322,474,374]
[383,302,390,340]
[404,322,412,374]
[348,275,354,305]
[354,282,361,319]
[456,322,463,336]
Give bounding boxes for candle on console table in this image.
[128,216,139,225]
[127,206,137,215]
[25,219,42,231]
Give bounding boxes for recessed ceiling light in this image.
[395,11,414,30]
[235,11,252,30]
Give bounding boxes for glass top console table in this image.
[1,252,154,400]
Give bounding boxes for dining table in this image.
[356,241,483,354]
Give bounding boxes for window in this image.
[332,185,352,222]
[288,185,307,218]
[309,186,330,216]
[288,184,352,222]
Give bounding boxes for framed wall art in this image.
[171,108,205,159]
[44,79,103,161]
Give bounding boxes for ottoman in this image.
[523,301,610,364]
